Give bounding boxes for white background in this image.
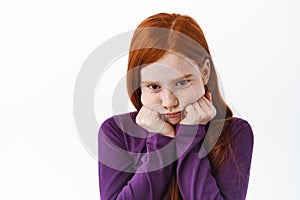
[1,0,299,199]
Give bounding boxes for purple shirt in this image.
[98,111,254,200]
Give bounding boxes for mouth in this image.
[164,111,182,119]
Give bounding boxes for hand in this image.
[136,106,175,138]
[180,92,216,125]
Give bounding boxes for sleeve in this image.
[175,120,254,200]
[98,117,176,200]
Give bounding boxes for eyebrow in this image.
[141,74,194,84]
[172,74,194,82]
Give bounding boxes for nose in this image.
[161,89,178,109]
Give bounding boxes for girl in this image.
[98,13,254,200]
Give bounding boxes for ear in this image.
[202,59,211,84]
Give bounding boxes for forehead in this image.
[140,53,201,81]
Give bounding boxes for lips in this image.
[164,111,181,118]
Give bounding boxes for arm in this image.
[98,116,175,200]
[176,119,254,200]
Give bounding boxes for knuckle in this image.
[211,108,216,117]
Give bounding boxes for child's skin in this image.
[136,53,216,138]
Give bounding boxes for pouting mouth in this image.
[164,111,182,118]
[164,111,181,115]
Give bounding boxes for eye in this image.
[175,80,190,87]
[148,84,161,90]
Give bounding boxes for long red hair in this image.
[127,13,242,199]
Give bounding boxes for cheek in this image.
[177,85,205,107]
[141,91,161,108]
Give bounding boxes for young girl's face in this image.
[140,53,206,125]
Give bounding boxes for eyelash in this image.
[175,80,190,87]
[146,80,191,91]
[147,84,161,90]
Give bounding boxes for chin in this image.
[167,118,181,125]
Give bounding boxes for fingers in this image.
[161,122,175,138]
[185,104,196,114]
[192,101,201,111]
[137,106,175,137]
[198,94,216,119]
[185,102,201,114]
[198,93,213,110]
[197,98,209,113]
[180,92,216,125]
